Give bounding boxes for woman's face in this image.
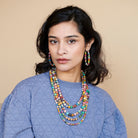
[48,21,90,73]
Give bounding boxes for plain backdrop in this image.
[0,0,138,137]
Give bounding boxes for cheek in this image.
[48,47,56,61]
[49,46,55,55]
[48,45,52,52]
[74,45,85,56]
[75,50,84,57]
[72,47,85,61]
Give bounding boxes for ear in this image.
[85,38,95,51]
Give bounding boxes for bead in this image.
[73,105,77,108]
[49,68,90,126]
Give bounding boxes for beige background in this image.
[0,0,138,137]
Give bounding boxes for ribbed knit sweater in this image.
[0,72,127,138]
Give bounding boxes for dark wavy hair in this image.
[35,5,109,85]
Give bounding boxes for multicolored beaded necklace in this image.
[49,68,90,126]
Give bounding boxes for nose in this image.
[57,41,67,55]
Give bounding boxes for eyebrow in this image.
[48,35,79,38]
[65,35,79,38]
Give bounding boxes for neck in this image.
[56,69,81,83]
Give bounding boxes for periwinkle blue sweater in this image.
[0,72,127,138]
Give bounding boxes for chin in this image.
[56,67,71,72]
[55,65,74,72]
[55,65,81,73]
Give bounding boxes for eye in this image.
[49,40,58,44]
[68,39,76,44]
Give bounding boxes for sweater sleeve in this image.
[0,82,34,138]
[99,93,127,138]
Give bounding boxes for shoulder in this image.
[12,71,50,96]
[15,71,49,89]
[2,72,50,110]
[88,84,114,102]
[91,86,127,137]
[88,84,117,113]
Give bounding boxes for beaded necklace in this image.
[49,68,90,126]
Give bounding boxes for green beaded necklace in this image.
[49,68,90,126]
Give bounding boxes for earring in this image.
[85,51,90,66]
[48,52,55,66]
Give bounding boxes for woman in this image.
[0,6,127,138]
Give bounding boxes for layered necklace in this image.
[49,68,90,126]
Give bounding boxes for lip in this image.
[57,58,69,64]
